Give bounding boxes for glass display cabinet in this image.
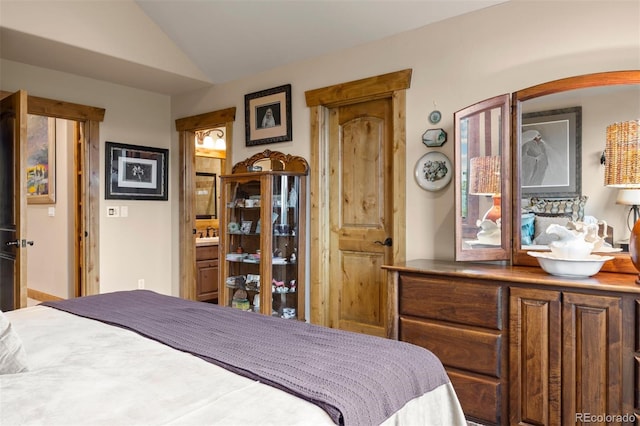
[219,150,308,320]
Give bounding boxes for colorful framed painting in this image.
[26,114,56,204]
[105,141,169,201]
[244,84,292,146]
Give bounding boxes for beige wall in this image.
[26,119,74,299]
[2,0,639,299]
[1,59,174,297]
[171,0,640,270]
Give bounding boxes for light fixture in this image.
[195,128,225,150]
[604,119,640,281]
[469,155,501,222]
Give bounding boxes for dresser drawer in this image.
[400,317,501,377]
[448,369,501,425]
[196,245,219,261]
[399,273,503,329]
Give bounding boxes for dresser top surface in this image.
[383,259,640,295]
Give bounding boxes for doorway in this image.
[175,107,236,300]
[0,90,104,309]
[305,69,411,336]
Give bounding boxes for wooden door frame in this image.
[0,90,105,304]
[175,107,236,300]
[304,69,411,327]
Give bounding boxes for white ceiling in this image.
[0,0,507,95]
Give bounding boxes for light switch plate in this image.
[107,206,120,217]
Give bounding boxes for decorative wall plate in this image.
[422,128,447,147]
[428,110,442,124]
[415,152,452,191]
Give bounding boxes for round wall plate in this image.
[428,110,442,124]
[415,151,452,191]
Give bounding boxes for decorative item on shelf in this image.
[240,220,252,234]
[288,187,298,207]
[604,119,640,282]
[282,308,296,319]
[422,128,447,147]
[246,274,260,291]
[228,222,239,233]
[469,156,501,222]
[414,151,452,191]
[247,165,262,172]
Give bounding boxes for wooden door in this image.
[509,287,562,425]
[0,90,28,310]
[328,98,392,336]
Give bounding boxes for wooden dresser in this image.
[383,260,639,425]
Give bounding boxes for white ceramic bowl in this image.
[527,251,613,278]
[548,240,593,259]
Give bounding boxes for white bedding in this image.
[1,306,466,425]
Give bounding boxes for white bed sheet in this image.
[1,306,466,426]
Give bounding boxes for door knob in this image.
[374,237,393,247]
[5,240,34,247]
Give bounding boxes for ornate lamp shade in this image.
[604,120,640,282]
[469,156,501,222]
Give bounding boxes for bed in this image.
[1,290,466,425]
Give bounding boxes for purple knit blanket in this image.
[43,290,449,425]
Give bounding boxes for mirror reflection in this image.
[455,95,510,261]
[518,84,640,254]
[194,127,226,236]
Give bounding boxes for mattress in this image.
[1,296,466,425]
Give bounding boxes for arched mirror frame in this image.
[511,70,640,274]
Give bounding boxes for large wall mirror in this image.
[455,70,640,274]
[512,71,640,274]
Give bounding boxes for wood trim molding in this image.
[305,69,412,107]
[175,107,236,131]
[27,288,64,302]
[0,91,105,122]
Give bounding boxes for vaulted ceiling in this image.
[0,0,507,95]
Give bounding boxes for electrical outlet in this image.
[137,279,145,289]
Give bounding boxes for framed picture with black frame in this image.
[244,84,292,146]
[105,141,169,200]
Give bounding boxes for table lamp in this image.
[616,188,640,229]
[604,119,640,282]
[469,156,501,222]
